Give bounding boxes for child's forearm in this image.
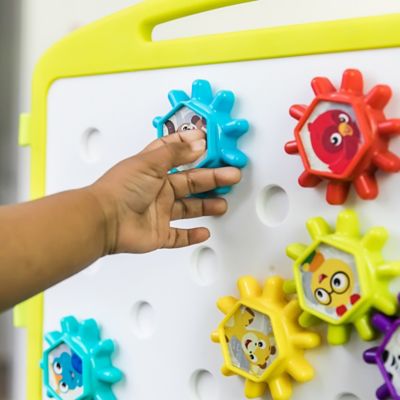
[0,187,107,310]
[0,133,239,311]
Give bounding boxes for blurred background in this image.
[1,0,400,398]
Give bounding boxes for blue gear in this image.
[41,316,123,400]
[154,79,249,195]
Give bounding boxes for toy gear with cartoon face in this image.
[153,79,249,195]
[284,210,400,345]
[285,69,400,204]
[364,302,400,400]
[41,316,123,399]
[212,276,320,400]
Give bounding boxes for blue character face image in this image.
[48,344,84,399]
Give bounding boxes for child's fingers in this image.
[168,167,241,198]
[171,198,227,221]
[140,138,206,174]
[141,130,205,154]
[163,227,210,249]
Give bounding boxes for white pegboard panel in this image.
[43,48,400,400]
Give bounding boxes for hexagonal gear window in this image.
[299,101,364,175]
[224,305,278,377]
[299,244,361,320]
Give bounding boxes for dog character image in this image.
[224,306,276,376]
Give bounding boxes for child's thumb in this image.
[142,138,206,173]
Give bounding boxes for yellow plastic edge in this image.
[16,0,400,397]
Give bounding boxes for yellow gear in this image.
[212,276,320,400]
[285,209,400,345]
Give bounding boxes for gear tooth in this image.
[287,357,315,382]
[327,324,351,345]
[167,90,189,107]
[340,68,363,95]
[269,374,292,400]
[365,84,392,110]
[373,294,397,316]
[152,116,163,129]
[361,227,388,252]
[244,380,268,398]
[211,331,220,343]
[283,279,297,295]
[221,148,248,168]
[238,276,262,299]
[363,347,379,364]
[262,276,285,303]
[223,119,249,137]
[372,313,395,333]
[45,331,62,346]
[81,319,101,342]
[96,367,123,384]
[217,296,237,314]
[283,299,301,320]
[311,76,336,95]
[289,104,307,120]
[326,181,351,205]
[376,383,391,400]
[299,312,320,328]
[61,316,79,334]
[354,315,375,341]
[306,216,330,240]
[286,243,307,260]
[94,339,115,357]
[210,90,235,114]
[192,79,213,104]
[336,209,360,237]
[221,365,234,376]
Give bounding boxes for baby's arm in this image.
[0,130,240,311]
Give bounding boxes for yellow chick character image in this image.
[302,247,361,318]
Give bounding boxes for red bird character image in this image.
[308,109,361,175]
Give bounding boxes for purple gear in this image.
[364,295,400,399]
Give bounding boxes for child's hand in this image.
[89,130,241,254]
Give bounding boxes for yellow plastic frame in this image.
[13,0,400,398]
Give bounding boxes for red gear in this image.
[285,69,400,205]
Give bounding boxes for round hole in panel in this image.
[81,127,102,163]
[191,247,219,286]
[256,184,289,227]
[190,370,218,400]
[130,301,156,339]
[336,393,360,400]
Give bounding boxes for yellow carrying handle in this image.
[136,0,256,40]
[136,0,256,41]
